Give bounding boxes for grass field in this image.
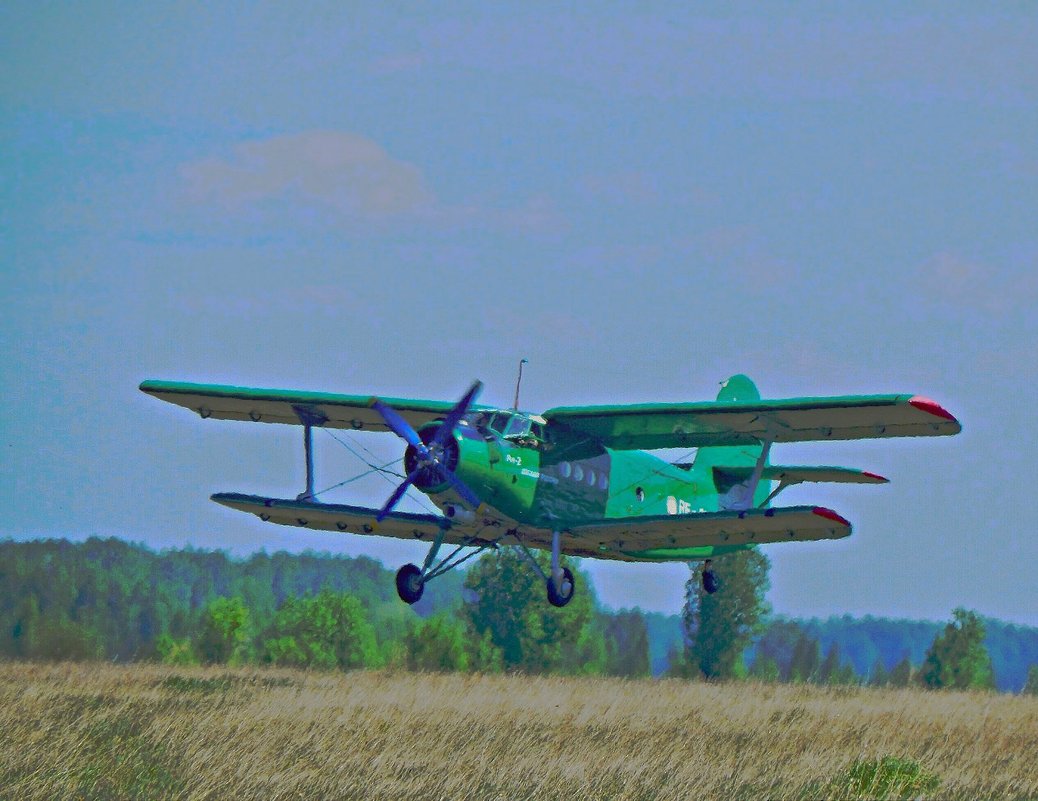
[0,662,1035,800]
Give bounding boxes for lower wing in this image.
[211,493,500,547]
[564,506,852,562]
[213,494,850,565]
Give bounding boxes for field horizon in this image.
[1,661,1036,800]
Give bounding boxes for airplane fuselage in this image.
[417,410,770,561]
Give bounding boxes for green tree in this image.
[748,654,780,682]
[262,590,379,670]
[405,613,470,672]
[753,619,806,682]
[155,634,197,666]
[868,657,889,687]
[197,596,250,664]
[889,655,914,687]
[1022,665,1038,696]
[819,642,841,685]
[789,634,821,684]
[602,609,650,678]
[834,662,859,685]
[468,628,504,673]
[682,549,771,680]
[918,608,995,690]
[461,549,605,674]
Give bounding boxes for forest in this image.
[1,537,1036,693]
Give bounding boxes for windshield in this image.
[504,415,530,438]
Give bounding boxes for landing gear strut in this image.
[394,526,496,604]
[511,530,576,608]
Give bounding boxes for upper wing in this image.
[140,380,485,431]
[566,505,852,562]
[543,394,960,449]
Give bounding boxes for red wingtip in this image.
[812,507,852,527]
[909,396,958,423]
[862,470,889,483]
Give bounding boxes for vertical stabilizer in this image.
[693,375,772,510]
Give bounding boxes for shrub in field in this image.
[196,596,251,664]
[261,590,379,670]
[828,756,941,800]
[405,613,470,672]
[154,634,197,666]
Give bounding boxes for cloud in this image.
[176,130,566,235]
[578,170,659,207]
[179,130,435,219]
[915,251,1037,315]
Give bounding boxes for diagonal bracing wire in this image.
[318,428,441,515]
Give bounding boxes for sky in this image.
[2,3,1036,625]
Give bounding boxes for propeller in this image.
[372,381,483,522]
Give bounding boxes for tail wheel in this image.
[396,563,425,604]
[546,567,575,607]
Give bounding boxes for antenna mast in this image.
[512,358,528,410]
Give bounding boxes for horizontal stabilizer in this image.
[211,493,487,547]
[707,465,889,485]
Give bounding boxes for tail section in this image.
[692,375,772,510]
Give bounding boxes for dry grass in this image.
[0,662,1035,800]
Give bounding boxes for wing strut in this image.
[725,438,773,511]
[293,404,328,501]
[298,424,315,501]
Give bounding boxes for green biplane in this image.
[140,374,960,607]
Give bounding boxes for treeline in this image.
[1,538,1037,693]
[0,538,650,677]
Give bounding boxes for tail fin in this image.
[693,375,771,509]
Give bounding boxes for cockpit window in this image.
[488,412,512,434]
[505,415,530,438]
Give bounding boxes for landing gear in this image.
[393,527,497,605]
[396,563,424,604]
[702,559,719,594]
[511,530,577,608]
[547,566,575,607]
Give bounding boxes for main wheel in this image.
[702,569,719,594]
[546,567,575,607]
[396,563,425,604]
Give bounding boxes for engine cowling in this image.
[404,426,460,493]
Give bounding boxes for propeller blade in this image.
[433,380,484,448]
[376,468,420,522]
[372,399,429,458]
[443,468,482,510]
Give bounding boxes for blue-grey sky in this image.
[3,4,1036,624]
